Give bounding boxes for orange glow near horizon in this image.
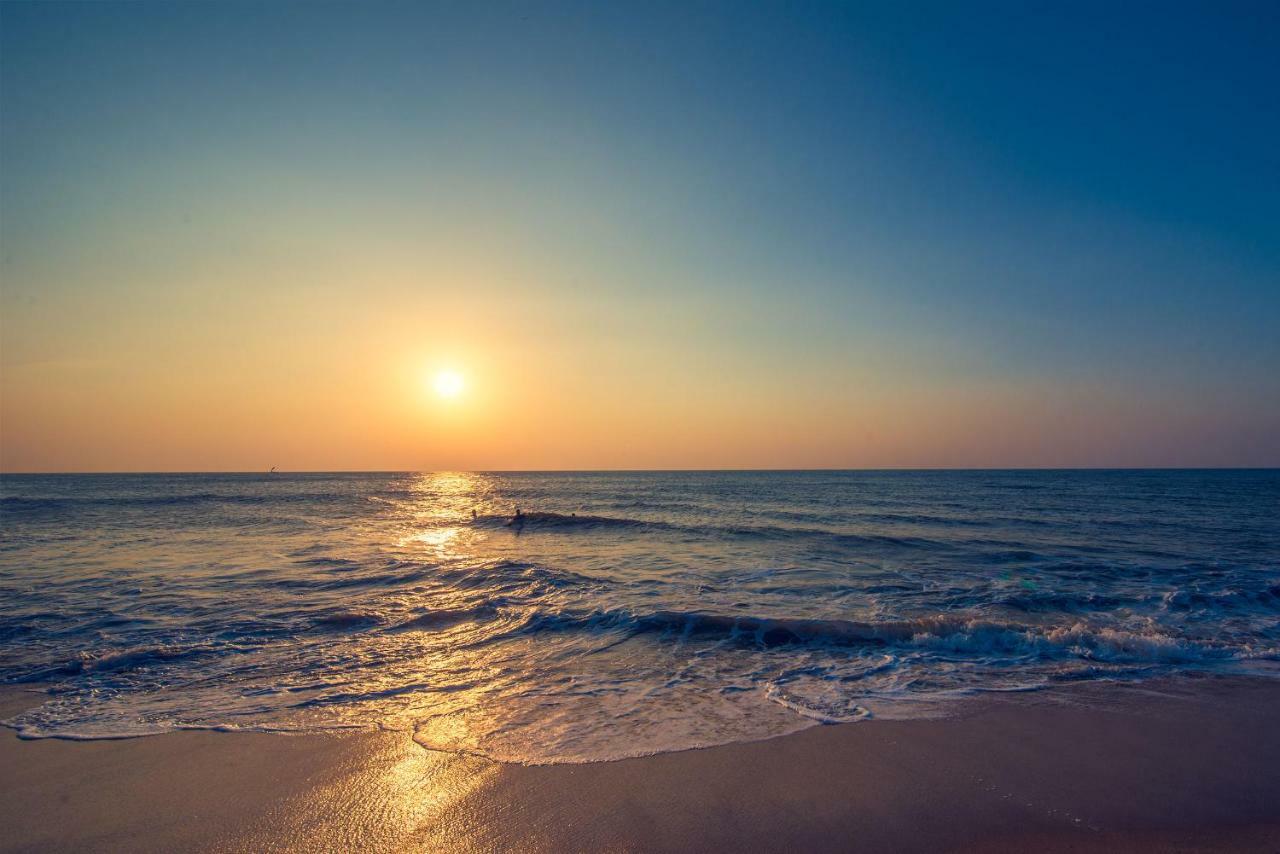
[0,207,1271,473]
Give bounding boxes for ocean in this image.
[1,470,1277,763]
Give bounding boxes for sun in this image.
[432,370,465,398]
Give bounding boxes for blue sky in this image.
[2,1,1277,469]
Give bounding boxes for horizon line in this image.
[3,466,1278,476]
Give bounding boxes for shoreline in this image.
[2,674,1279,851]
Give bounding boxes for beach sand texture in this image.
[2,675,1278,853]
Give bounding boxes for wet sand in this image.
[2,675,1278,852]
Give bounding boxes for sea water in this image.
[2,470,1277,762]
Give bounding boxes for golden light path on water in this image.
[328,472,565,764]
[396,472,494,555]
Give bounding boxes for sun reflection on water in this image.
[401,526,461,550]
[393,472,498,554]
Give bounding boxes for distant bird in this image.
[269,466,278,475]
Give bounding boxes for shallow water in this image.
[1,470,1277,762]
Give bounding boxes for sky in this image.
[1,1,1277,471]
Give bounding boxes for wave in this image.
[387,605,499,632]
[0,491,343,517]
[1162,586,1280,612]
[325,597,1264,666]
[11,644,216,682]
[995,591,1139,612]
[467,511,948,551]
[0,497,70,519]
[473,511,669,531]
[273,561,437,591]
[310,611,387,630]
[528,606,1268,664]
[724,525,946,550]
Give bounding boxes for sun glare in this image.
[433,370,465,399]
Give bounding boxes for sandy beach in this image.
[3,674,1278,853]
